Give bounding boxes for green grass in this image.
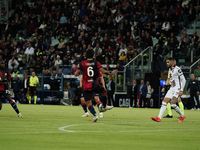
[0,104,200,150]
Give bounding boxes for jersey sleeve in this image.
[37,77,39,83]
[7,71,11,79]
[177,68,183,76]
[97,61,102,69]
[78,62,82,71]
[98,71,102,77]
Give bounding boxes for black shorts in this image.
[83,90,99,101]
[92,82,104,94]
[29,87,37,95]
[0,88,11,102]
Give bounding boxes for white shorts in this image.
[165,89,180,99]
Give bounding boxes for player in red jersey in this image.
[0,59,22,117]
[75,49,117,122]
[80,71,113,118]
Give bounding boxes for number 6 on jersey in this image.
[87,67,94,77]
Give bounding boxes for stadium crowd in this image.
[0,0,199,76]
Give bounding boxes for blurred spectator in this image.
[54,55,63,70]
[146,81,154,108]
[118,45,127,56]
[137,79,148,108]
[116,63,123,85]
[25,43,34,62]
[194,64,200,78]
[17,50,26,68]
[8,56,19,71]
[72,63,78,75]
[11,75,22,104]
[68,85,75,101]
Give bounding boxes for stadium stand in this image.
[0,0,199,76]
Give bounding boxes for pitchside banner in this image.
[114,92,159,108]
[37,91,61,104]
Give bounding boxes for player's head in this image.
[0,59,5,69]
[86,49,94,59]
[32,71,35,77]
[166,57,176,68]
[190,74,195,80]
[140,79,144,84]
[133,80,136,85]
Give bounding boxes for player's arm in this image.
[35,77,39,85]
[100,76,106,89]
[80,75,83,87]
[178,69,186,96]
[162,78,170,92]
[75,69,81,76]
[99,68,118,75]
[7,78,12,90]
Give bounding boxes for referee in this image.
[28,72,39,104]
[186,74,200,110]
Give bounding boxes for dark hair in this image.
[167,57,176,62]
[86,49,94,59]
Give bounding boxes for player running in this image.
[162,70,184,118]
[81,71,113,118]
[151,58,186,123]
[0,59,22,117]
[75,49,117,122]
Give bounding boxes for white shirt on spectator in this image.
[8,59,19,69]
[162,22,170,31]
[25,47,34,55]
[115,14,123,23]
[78,23,86,31]
[118,48,127,56]
[54,59,63,66]
[39,24,47,30]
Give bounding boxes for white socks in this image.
[158,102,167,119]
[171,104,184,117]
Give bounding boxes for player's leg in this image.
[190,94,195,110]
[171,96,185,122]
[29,87,32,104]
[178,98,184,114]
[84,91,98,122]
[0,101,2,110]
[151,90,172,122]
[5,94,22,117]
[118,75,122,85]
[86,100,98,122]
[81,97,89,117]
[164,103,173,118]
[101,94,107,108]
[94,95,105,118]
[194,94,200,110]
[94,95,102,111]
[33,87,37,104]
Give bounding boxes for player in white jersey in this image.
[151,58,186,123]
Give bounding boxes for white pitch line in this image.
[0,131,62,135]
[58,123,200,133]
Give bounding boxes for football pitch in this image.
[0,104,200,150]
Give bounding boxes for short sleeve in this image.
[177,68,183,76]
[7,71,11,79]
[98,71,102,77]
[97,61,102,69]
